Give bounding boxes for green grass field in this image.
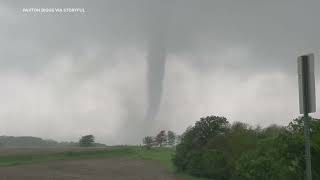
[0,147,206,180]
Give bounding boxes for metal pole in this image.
[304,114,312,180]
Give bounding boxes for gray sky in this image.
[0,0,319,144]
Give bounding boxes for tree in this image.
[167,130,176,146]
[155,130,167,147]
[143,136,154,149]
[173,116,231,179]
[79,135,95,147]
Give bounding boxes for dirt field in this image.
[0,147,109,156]
[0,158,178,180]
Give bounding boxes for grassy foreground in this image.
[0,146,205,180]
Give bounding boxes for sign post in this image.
[297,54,316,180]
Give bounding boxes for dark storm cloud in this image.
[2,0,320,72]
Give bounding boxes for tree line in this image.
[0,136,79,148]
[173,115,320,180]
[0,135,106,148]
[142,130,180,149]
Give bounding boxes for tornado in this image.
[143,1,172,129]
[145,33,167,122]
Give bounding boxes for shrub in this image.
[173,115,320,179]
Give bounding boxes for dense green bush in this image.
[173,116,231,180]
[173,115,320,180]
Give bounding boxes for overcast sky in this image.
[0,0,319,144]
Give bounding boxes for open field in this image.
[0,147,205,180]
[0,158,176,180]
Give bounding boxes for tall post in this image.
[304,114,312,180]
[299,55,314,180]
